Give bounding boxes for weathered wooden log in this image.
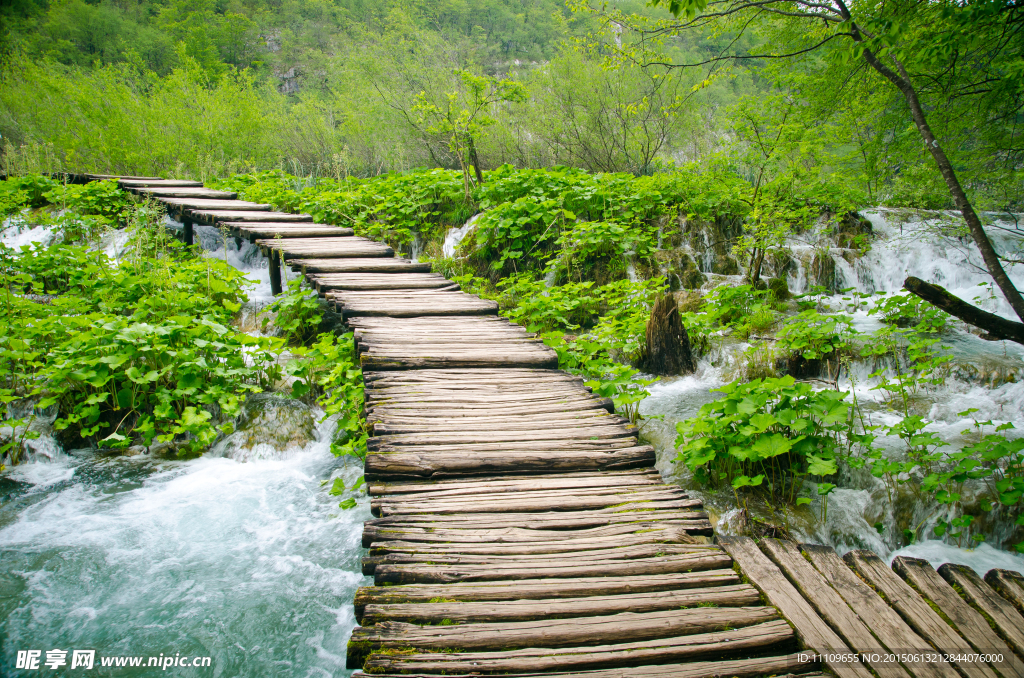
[760,540,910,678]
[361,619,792,674]
[363,445,656,480]
[362,543,720,574]
[366,426,637,450]
[346,606,780,668]
[845,550,998,678]
[372,550,729,584]
[719,537,873,678]
[135,186,236,199]
[291,257,430,273]
[985,568,1024,617]
[365,505,707,532]
[367,398,615,418]
[351,655,819,678]
[361,351,557,370]
[367,528,691,557]
[259,237,392,258]
[190,210,313,224]
[353,570,741,617]
[801,544,958,678]
[372,488,686,517]
[367,469,662,497]
[360,583,762,625]
[160,197,270,211]
[365,519,713,548]
[118,179,201,188]
[227,223,354,240]
[939,563,1024,659]
[892,557,1024,678]
[371,412,622,432]
[642,293,695,375]
[905,276,1024,344]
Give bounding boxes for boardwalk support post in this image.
[182,218,194,247]
[269,249,282,295]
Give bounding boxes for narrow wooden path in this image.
[101,175,1024,677]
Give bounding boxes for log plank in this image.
[845,550,998,678]
[985,569,1024,617]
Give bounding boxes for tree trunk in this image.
[903,277,1024,345]
[467,135,485,186]
[643,294,696,375]
[856,43,1024,323]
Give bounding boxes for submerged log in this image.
[642,294,695,375]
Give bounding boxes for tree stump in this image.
[643,294,695,375]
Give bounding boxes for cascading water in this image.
[1,220,369,676]
[442,213,481,258]
[641,208,1024,574]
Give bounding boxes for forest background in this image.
[0,0,1017,219]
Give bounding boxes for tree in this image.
[413,70,527,200]
[572,0,1024,342]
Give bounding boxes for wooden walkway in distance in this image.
[105,174,1024,677]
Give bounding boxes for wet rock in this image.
[835,211,872,248]
[234,393,317,450]
[808,249,837,292]
[711,253,739,275]
[124,445,147,457]
[767,277,790,300]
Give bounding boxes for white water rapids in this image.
[1,219,369,676]
[641,208,1024,574]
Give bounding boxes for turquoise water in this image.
[0,440,369,677]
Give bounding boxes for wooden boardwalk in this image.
[106,176,1024,677]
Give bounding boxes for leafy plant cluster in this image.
[675,283,1023,549]
[1,177,369,470]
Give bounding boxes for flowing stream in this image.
[640,208,1024,574]
[1,222,369,676]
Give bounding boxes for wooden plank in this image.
[361,620,793,674]
[360,584,761,625]
[801,544,960,678]
[118,179,202,187]
[367,469,662,497]
[367,399,615,418]
[259,238,393,258]
[362,352,558,370]
[364,520,705,547]
[372,551,730,585]
[363,445,656,480]
[189,210,313,223]
[226,222,354,239]
[893,557,1024,678]
[760,540,911,678]
[718,537,873,678]
[373,488,684,516]
[353,570,743,617]
[367,426,637,448]
[346,606,781,668]
[367,531,701,557]
[352,654,818,678]
[362,543,721,575]
[330,293,498,318]
[845,550,999,678]
[985,569,1024,617]
[133,187,236,199]
[160,197,270,210]
[940,564,1024,663]
[313,273,454,291]
[291,257,431,273]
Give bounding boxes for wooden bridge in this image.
[90,174,1024,677]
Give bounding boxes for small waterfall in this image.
[443,213,481,258]
[410,231,423,262]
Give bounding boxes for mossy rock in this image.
[232,393,317,452]
[711,253,739,275]
[767,277,790,300]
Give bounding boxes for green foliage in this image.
[43,179,131,219]
[1,231,280,454]
[776,310,855,360]
[262,278,324,346]
[674,376,849,505]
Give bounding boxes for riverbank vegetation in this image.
[2,0,1023,556]
[0,179,366,476]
